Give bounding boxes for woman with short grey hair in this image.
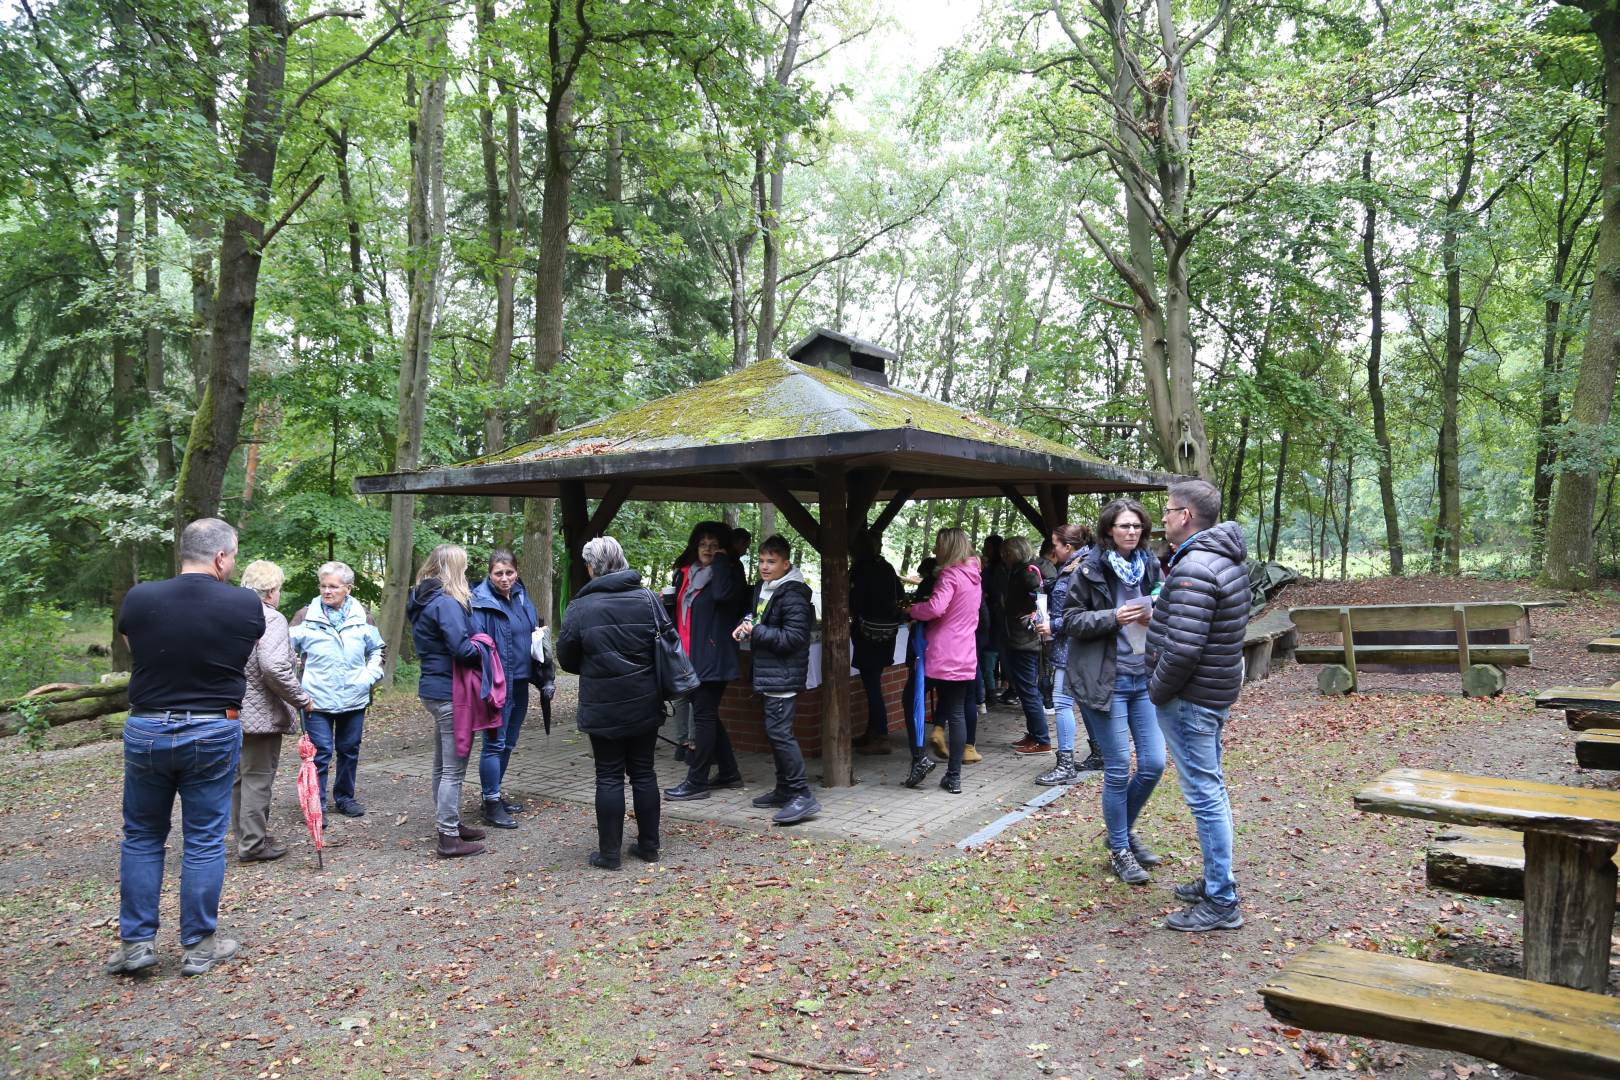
[555,535,664,869]
[235,560,315,862]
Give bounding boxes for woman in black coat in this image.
[665,520,748,801]
[555,536,663,869]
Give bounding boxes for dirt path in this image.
[1,577,1615,1079]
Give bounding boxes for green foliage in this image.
[0,606,79,700]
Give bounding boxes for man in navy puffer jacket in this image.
[1145,479,1251,933]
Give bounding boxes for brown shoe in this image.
[1010,734,1040,751]
[458,823,487,842]
[436,833,486,858]
[1013,740,1052,755]
[239,840,288,863]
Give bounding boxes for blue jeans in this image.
[977,648,999,704]
[1156,695,1237,907]
[1052,670,1076,752]
[119,714,240,946]
[304,708,364,808]
[480,679,530,800]
[1084,672,1165,852]
[1006,648,1049,742]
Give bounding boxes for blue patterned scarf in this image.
[1105,548,1147,587]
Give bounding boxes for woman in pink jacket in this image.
[902,527,981,794]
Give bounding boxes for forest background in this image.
[4,0,1620,694]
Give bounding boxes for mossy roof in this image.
[357,356,1175,501]
[468,357,1093,465]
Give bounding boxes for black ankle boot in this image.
[482,799,518,829]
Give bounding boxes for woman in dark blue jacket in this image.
[665,521,748,801]
[406,544,485,859]
[470,549,557,829]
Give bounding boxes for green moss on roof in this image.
[459,356,1099,467]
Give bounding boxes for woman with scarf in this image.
[1054,498,1165,884]
[664,521,748,801]
[1035,523,1096,786]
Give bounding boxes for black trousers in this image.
[589,730,660,856]
[762,694,810,796]
[929,678,971,779]
[684,680,738,788]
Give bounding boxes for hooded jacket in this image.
[906,558,982,682]
[555,568,664,739]
[1002,561,1044,652]
[1145,521,1251,709]
[406,579,482,701]
[1056,546,1163,711]
[288,596,386,713]
[745,568,814,695]
[470,577,555,690]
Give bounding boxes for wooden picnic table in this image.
[1355,768,1620,993]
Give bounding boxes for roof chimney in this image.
[786,328,893,387]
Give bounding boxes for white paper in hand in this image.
[530,626,546,664]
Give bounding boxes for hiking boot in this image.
[335,799,365,818]
[1035,750,1078,787]
[482,799,518,829]
[1014,739,1052,756]
[239,839,288,863]
[752,789,790,808]
[180,933,240,976]
[458,823,487,842]
[773,793,822,825]
[436,833,486,858]
[664,780,710,801]
[939,773,962,794]
[927,724,948,758]
[1075,743,1104,772]
[1165,898,1243,932]
[589,851,622,870]
[629,841,659,863]
[962,743,982,764]
[1173,879,1206,904]
[1110,848,1151,885]
[500,797,524,814]
[1129,831,1163,868]
[105,939,158,976]
[903,754,937,789]
[1011,733,1040,751]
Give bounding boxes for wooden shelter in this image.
[356,330,1177,787]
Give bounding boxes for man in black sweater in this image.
[107,518,265,977]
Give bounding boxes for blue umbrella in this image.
[910,621,928,751]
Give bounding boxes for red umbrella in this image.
[295,722,325,868]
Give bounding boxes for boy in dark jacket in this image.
[733,535,820,825]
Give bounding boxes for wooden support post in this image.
[587,480,632,538]
[1053,484,1070,527]
[818,464,853,788]
[1452,604,1472,675]
[998,484,1046,534]
[1338,606,1358,692]
[559,479,590,597]
[846,467,890,550]
[869,488,915,536]
[1522,830,1618,992]
[1036,484,1062,534]
[742,468,822,553]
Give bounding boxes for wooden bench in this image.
[1241,608,1296,683]
[1426,824,1620,902]
[1576,730,1620,770]
[1587,636,1620,654]
[1260,942,1620,1080]
[1290,603,1530,697]
[1534,685,1620,730]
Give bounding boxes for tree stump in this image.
[1461,663,1506,698]
[1522,830,1618,992]
[1317,664,1354,696]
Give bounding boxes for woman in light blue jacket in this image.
[289,561,386,821]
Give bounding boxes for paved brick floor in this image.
[363,690,1095,850]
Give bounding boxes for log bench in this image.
[1241,608,1296,683]
[1290,603,1530,697]
[1260,942,1620,1080]
[1587,636,1620,654]
[1426,824,1620,903]
[1534,685,1620,731]
[1575,730,1620,770]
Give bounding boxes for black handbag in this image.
[648,591,701,702]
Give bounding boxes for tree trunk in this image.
[753,0,810,362]
[144,187,174,484]
[1267,430,1289,562]
[604,123,626,303]
[1363,148,1403,575]
[380,53,449,683]
[110,182,138,671]
[173,0,290,540]
[1546,13,1620,588]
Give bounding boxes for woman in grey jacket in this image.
[1054,498,1165,885]
[235,561,316,863]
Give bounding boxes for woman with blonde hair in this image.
[900,527,981,794]
[235,560,316,862]
[406,544,486,857]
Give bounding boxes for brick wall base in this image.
[721,655,913,758]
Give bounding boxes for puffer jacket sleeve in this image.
[1146,559,1217,704]
[259,610,313,712]
[555,612,583,674]
[751,585,812,657]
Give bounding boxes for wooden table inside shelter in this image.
[1355,768,1620,993]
